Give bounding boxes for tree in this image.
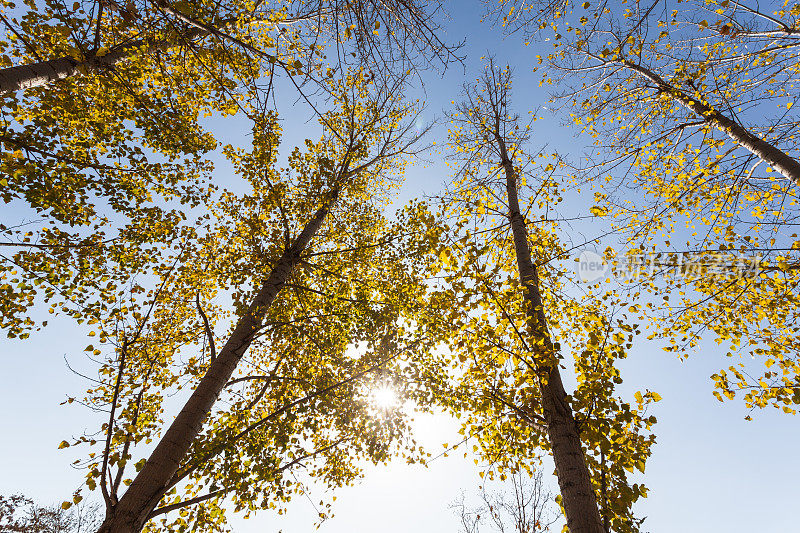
[0,493,101,532]
[552,0,800,415]
[0,0,455,526]
[414,61,657,533]
[488,0,800,415]
[0,0,457,339]
[451,468,559,533]
[57,71,431,532]
[0,0,457,93]
[548,0,800,182]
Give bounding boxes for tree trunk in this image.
[621,59,800,186]
[0,46,137,94]
[500,154,604,533]
[96,194,336,532]
[0,7,291,94]
[0,21,209,93]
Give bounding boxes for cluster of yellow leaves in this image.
[501,0,800,416]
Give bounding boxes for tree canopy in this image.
[2,1,800,532]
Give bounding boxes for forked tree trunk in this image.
[96,194,336,533]
[500,153,605,533]
[621,59,800,186]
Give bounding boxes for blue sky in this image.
[2,1,799,532]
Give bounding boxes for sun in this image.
[371,384,398,410]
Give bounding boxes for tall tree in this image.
[0,0,457,339]
[416,62,657,532]
[488,0,800,415]
[550,0,800,415]
[55,71,428,532]
[0,0,456,93]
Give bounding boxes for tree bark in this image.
[620,59,800,186]
[0,14,215,93]
[0,5,309,94]
[95,193,336,533]
[0,46,139,94]
[500,151,604,533]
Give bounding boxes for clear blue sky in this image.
[1,2,799,532]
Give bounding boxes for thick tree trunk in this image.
[0,18,211,93]
[0,46,137,93]
[0,7,289,94]
[621,59,800,186]
[501,155,604,533]
[96,195,336,533]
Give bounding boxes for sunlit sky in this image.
[2,2,799,532]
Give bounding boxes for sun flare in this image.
[371,384,398,410]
